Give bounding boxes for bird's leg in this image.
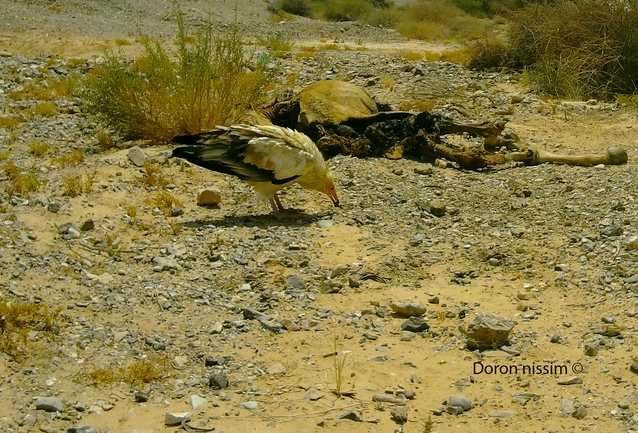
[272,193,285,212]
[269,193,299,219]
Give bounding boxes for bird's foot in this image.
[272,208,306,220]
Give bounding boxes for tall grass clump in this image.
[79,10,272,143]
[0,301,61,361]
[268,0,313,17]
[506,0,638,99]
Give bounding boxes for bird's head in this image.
[319,179,340,207]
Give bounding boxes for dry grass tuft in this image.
[0,117,23,130]
[79,9,271,143]
[96,130,116,150]
[85,356,167,385]
[26,101,59,117]
[142,162,169,188]
[53,149,85,167]
[0,300,61,361]
[4,161,42,198]
[28,140,50,157]
[62,172,95,197]
[153,190,183,216]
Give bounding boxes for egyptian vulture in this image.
[172,125,339,216]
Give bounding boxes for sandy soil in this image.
[1,1,638,433]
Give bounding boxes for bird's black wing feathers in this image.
[172,130,300,185]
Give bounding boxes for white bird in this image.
[171,124,339,216]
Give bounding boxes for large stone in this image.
[164,412,191,426]
[197,189,222,206]
[35,396,65,412]
[390,298,427,317]
[401,316,430,332]
[128,146,147,167]
[448,394,472,410]
[466,312,516,350]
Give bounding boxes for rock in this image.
[584,344,599,356]
[560,399,574,415]
[241,401,259,410]
[511,392,540,405]
[197,189,222,206]
[152,256,182,271]
[209,371,229,389]
[414,163,434,175]
[317,219,334,228]
[134,391,148,402]
[601,315,615,323]
[98,272,114,285]
[572,406,588,419]
[303,387,325,401]
[489,410,516,418]
[401,316,430,332]
[630,363,638,375]
[329,264,349,278]
[390,406,408,423]
[465,312,516,350]
[446,405,464,415]
[372,394,407,405]
[557,376,583,385]
[281,319,301,331]
[48,202,61,213]
[428,296,439,304]
[448,394,472,410]
[400,331,415,341]
[128,146,147,167]
[390,298,427,317]
[427,199,446,217]
[338,410,363,422]
[601,225,623,236]
[35,396,65,412]
[170,205,184,217]
[80,218,95,231]
[67,427,97,433]
[368,354,388,362]
[267,364,286,374]
[21,414,36,427]
[285,275,305,290]
[165,411,191,426]
[626,236,638,250]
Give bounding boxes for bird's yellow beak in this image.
[322,183,340,207]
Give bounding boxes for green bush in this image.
[507,0,638,99]
[78,10,271,142]
[271,0,313,17]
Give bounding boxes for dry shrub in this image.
[0,301,61,360]
[28,140,50,157]
[53,149,85,167]
[153,190,183,216]
[0,117,22,130]
[507,0,638,99]
[269,0,313,17]
[27,101,58,117]
[85,357,166,385]
[9,76,77,100]
[142,162,168,188]
[79,10,271,143]
[96,130,116,150]
[62,173,94,197]
[397,50,425,61]
[466,34,509,69]
[4,162,41,198]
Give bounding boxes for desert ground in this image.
[1,1,638,433]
